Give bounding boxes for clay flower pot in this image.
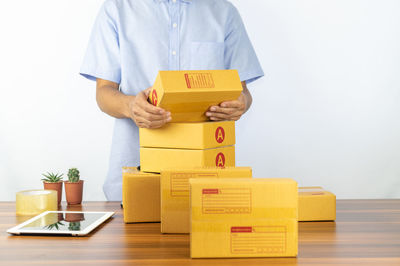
[43,181,63,206]
[65,212,85,222]
[57,212,64,222]
[64,180,84,205]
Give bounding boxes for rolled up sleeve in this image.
[80,0,121,84]
[224,4,264,84]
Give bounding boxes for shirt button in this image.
[172,51,177,55]
[173,23,177,28]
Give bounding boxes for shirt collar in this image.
[154,0,193,4]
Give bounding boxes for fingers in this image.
[130,89,171,128]
[208,106,237,115]
[140,100,168,116]
[143,87,152,97]
[133,104,171,122]
[137,91,168,116]
[209,117,224,121]
[231,116,241,121]
[209,115,241,121]
[206,110,234,120]
[205,100,245,121]
[206,111,230,120]
[134,115,170,129]
[220,100,243,108]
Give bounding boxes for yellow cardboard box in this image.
[140,146,235,173]
[139,121,235,149]
[161,167,252,234]
[299,186,336,221]
[122,167,160,223]
[190,178,298,258]
[148,70,243,122]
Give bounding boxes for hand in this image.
[205,93,247,121]
[128,87,171,128]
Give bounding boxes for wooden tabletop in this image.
[1,200,399,265]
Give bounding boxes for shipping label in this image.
[201,188,251,214]
[170,173,218,197]
[230,226,287,254]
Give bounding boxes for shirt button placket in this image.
[169,0,180,70]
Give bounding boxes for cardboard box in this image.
[161,167,252,233]
[148,70,243,122]
[140,146,235,173]
[190,178,298,258]
[139,121,235,149]
[122,167,160,223]
[298,186,336,221]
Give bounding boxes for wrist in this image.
[243,91,252,112]
[240,93,248,112]
[124,95,136,119]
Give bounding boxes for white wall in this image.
[0,0,399,201]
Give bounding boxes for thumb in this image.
[144,87,152,98]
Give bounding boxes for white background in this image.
[0,0,399,201]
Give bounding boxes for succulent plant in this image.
[44,221,65,230]
[67,168,80,183]
[41,172,63,183]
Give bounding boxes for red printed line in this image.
[202,189,219,194]
[184,74,191,88]
[231,226,253,233]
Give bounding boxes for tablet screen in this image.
[20,212,107,232]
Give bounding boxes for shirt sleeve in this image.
[224,4,264,84]
[80,0,121,84]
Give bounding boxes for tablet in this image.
[7,211,114,236]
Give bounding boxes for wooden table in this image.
[1,200,399,265]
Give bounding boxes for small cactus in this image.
[68,222,81,231]
[67,168,80,183]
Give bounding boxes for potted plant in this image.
[64,168,84,205]
[42,172,64,206]
[65,212,85,223]
[44,221,65,231]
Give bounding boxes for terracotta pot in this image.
[43,182,63,206]
[64,180,84,205]
[57,212,64,222]
[65,212,85,222]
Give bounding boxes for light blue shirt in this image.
[80,0,264,200]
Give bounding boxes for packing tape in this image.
[16,189,57,216]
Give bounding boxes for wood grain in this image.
[1,200,399,265]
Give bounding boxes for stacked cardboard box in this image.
[140,121,236,173]
[298,186,336,221]
[190,178,298,258]
[124,70,244,223]
[121,69,314,258]
[148,70,243,122]
[140,70,243,173]
[122,167,160,223]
